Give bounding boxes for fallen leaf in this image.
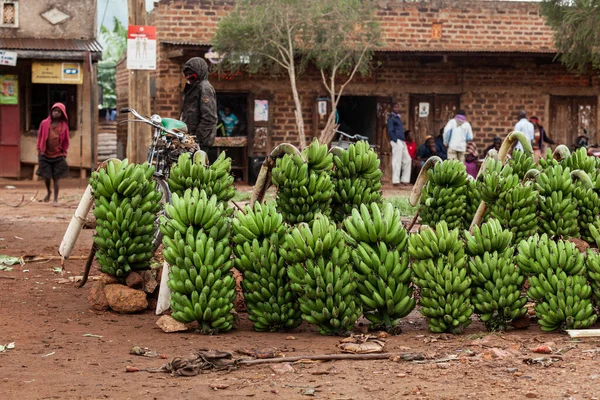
[82,334,103,338]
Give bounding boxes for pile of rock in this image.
[88,269,159,313]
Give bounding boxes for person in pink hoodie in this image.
[36,103,70,204]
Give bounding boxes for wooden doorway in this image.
[550,96,597,148]
[375,97,393,183]
[0,104,20,177]
[409,94,460,146]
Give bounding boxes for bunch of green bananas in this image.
[529,270,596,331]
[283,214,361,335]
[585,250,600,302]
[90,160,162,276]
[330,141,382,222]
[538,148,559,170]
[516,234,585,275]
[506,150,537,180]
[488,182,539,244]
[572,172,600,244]
[465,219,527,331]
[561,147,596,176]
[232,202,302,331]
[272,140,333,224]
[419,160,469,230]
[167,152,235,203]
[517,234,593,331]
[409,221,473,333]
[343,203,415,332]
[535,165,579,238]
[160,188,235,333]
[477,159,520,205]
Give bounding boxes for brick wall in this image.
[143,0,598,159]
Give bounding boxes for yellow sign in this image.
[32,62,83,84]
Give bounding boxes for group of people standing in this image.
[387,104,555,185]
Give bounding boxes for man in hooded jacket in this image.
[180,57,217,147]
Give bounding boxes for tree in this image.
[540,0,600,73]
[213,0,380,148]
[98,17,128,109]
[309,0,380,144]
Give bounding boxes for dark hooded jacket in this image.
[180,57,217,146]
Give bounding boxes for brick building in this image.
[118,0,599,182]
[0,0,101,178]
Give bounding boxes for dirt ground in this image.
[1,178,600,400]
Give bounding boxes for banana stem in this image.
[409,156,442,207]
[476,150,500,179]
[497,131,533,162]
[250,143,303,206]
[469,201,488,233]
[522,168,540,183]
[571,169,593,189]
[193,150,209,166]
[407,207,420,232]
[553,145,571,162]
[329,146,344,157]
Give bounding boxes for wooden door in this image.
[409,94,460,146]
[0,104,20,177]
[550,96,598,148]
[376,97,393,183]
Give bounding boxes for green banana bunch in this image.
[90,160,162,277]
[167,152,235,204]
[232,202,302,331]
[528,269,596,331]
[410,221,473,334]
[331,141,382,222]
[283,213,361,335]
[585,250,600,303]
[419,160,469,230]
[465,219,526,331]
[272,139,334,224]
[477,158,520,205]
[561,147,596,176]
[572,176,600,244]
[344,203,415,333]
[160,188,235,334]
[588,220,600,248]
[507,150,537,180]
[516,234,585,276]
[464,218,513,257]
[535,164,579,238]
[488,182,539,244]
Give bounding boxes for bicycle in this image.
[74,108,198,287]
[330,130,377,150]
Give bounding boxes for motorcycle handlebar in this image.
[120,108,185,140]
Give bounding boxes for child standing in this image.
[36,103,70,204]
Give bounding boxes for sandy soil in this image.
[1,178,600,400]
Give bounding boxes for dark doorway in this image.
[336,96,377,143]
[216,93,248,137]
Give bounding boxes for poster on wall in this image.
[419,102,430,118]
[0,50,17,66]
[0,75,18,104]
[127,25,157,70]
[318,100,327,116]
[254,100,268,122]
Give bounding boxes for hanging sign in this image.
[0,50,17,66]
[318,101,327,116]
[419,102,430,118]
[0,75,17,104]
[254,100,268,122]
[127,25,157,70]
[32,62,83,84]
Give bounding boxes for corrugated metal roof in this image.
[0,38,102,52]
[161,40,556,55]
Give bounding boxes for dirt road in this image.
[1,179,599,399]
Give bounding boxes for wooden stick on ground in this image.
[237,352,424,366]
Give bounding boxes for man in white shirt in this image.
[443,110,473,162]
[514,110,534,152]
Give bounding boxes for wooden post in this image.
[127,0,151,163]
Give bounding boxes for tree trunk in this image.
[289,70,306,150]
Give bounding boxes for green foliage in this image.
[540,0,600,72]
[98,17,127,109]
